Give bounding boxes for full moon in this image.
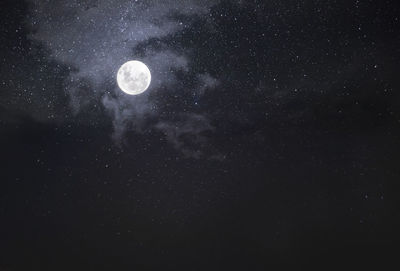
[117,60,151,95]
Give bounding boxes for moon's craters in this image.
[117,61,151,95]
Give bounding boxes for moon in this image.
[117,60,151,95]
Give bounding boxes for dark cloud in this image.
[196,73,220,96]
[155,113,214,159]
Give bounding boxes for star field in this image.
[1,0,400,270]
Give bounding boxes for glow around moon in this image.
[117,60,151,95]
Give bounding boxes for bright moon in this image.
[117,60,151,95]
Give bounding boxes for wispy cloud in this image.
[155,113,214,159]
[26,0,222,157]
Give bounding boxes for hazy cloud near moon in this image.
[26,0,221,157]
[155,113,214,159]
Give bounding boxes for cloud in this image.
[27,0,197,101]
[155,113,214,159]
[27,0,217,93]
[26,0,221,157]
[197,73,220,96]
[101,93,154,142]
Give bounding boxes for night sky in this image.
[1,0,400,270]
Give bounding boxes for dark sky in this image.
[1,0,400,270]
